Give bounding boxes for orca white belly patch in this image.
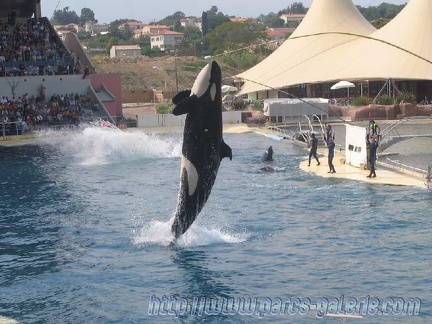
[181,156,198,196]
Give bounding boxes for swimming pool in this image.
[0,126,430,323]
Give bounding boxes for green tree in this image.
[157,11,185,27]
[206,7,230,33]
[80,8,96,24]
[201,11,209,36]
[122,24,134,40]
[106,37,119,53]
[220,49,269,70]
[357,3,404,21]
[173,20,182,32]
[77,30,92,40]
[108,19,130,39]
[51,7,79,25]
[279,2,307,15]
[209,6,218,14]
[290,2,307,14]
[206,21,266,55]
[264,13,285,28]
[371,18,391,29]
[183,25,202,40]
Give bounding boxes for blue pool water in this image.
[0,127,431,323]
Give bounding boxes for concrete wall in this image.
[137,111,242,127]
[87,73,123,118]
[63,32,94,73]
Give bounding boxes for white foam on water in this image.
[0,315,19,324]
[37,126,181,166]
[132,219,249,248]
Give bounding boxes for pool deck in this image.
[299,147,427,188]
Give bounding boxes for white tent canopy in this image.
[237,0,376,94]
[237,0,432,96]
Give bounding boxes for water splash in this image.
[37,125,181,166]
[132,219,249,248]
[0,315,19,324]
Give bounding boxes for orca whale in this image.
[170,60,232,241]
[261,146,274,162]
[260,165,274,172]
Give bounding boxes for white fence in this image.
[137,111,243,127]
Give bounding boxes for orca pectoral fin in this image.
[172,95,198,116]
[172,89,191,105]
[221,140,232,160]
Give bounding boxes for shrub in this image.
[352,96,370,106]
[156,102,173,114]
[231,97,248,110]
[375,95,394,105]
[251,100,263,111]
[396,91,416,104]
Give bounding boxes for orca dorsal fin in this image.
[172,95,198,116]
[172,89,191,105]
[221,140,232,161]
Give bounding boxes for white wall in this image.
[345,124,367,167]
[137,111,242,127]
[223,111,242,124]
[137,114,184,127]
[0,75,90,99]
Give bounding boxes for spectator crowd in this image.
[0,17,79,76]
[1,84,98,133]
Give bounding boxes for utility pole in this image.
[174,48,179,93]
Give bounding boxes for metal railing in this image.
[426,165,432,189]
[384,157,428,179]
[380,116,430,142]
[266,125,297,138]
[0,121,27,139]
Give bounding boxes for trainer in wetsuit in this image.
[367,135,379,178]
[308,133,320,167]
[327,137,336,174]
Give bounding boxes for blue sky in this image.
[41,0,409,24]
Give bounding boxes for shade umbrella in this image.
[221,85,238,93]
[331,81,355,97]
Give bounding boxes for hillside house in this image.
[150,31,184,51]
[264,27,294,42]
[119,21,146,31]
[141,24,171,35]
[110,45,141,58]
[180,16,202,31]
[279,13,306,26]
[85,21,109,35]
